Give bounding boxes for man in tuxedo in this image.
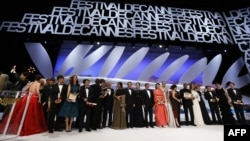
[141,83,154,128]
[41,77,55,130]
[124,81,136,128]
[1,66,30,121]
[78,79,94,132]
[227,81,247,124]
[47,75,68,132]
[102,81,114,128]
[90,78,106,130]
[204,85,222,124]
[179,83,196,126]
[9,65,29,91]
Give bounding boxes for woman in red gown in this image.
[153,83,169,127]
[0,74,47,136]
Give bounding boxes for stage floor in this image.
[2,124,224,141]
[1,114,250,141]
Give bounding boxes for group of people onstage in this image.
[0,66,248,136]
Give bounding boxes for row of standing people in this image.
[40,78,249,134]
[205,82,247,125]
[179,81,247,126]
[112,81,171,129]
[54,78,174,131]
[44,75,111,133]
[0,71,174,136]
[42,76,177,132]
[0,68,247,136]
[113,80,246,129]
[46,78,178,132]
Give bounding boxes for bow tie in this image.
[59,84,63,85]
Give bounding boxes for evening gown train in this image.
[191,90,205,126]
[165,94,176,127]
[197,91,211,124]
[133,90,145,127]
[112,89,126,129]
[0,92,47,136]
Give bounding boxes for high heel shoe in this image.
[176,124,181,128]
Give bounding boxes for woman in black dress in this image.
[214,82,236,125]
[133,82,145,127]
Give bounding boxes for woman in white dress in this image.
[189,83,205,126]
[161,81,176,128]
[165,93,176,128]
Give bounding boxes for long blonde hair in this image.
[0,74,9,90]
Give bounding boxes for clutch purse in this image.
[184,92,192,99]
[68,93,79,102]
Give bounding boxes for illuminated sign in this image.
[0,0,233,44]
[223,8,250,74]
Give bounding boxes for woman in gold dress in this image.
[112,82,126,129]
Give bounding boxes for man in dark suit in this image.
[179,83,196,126]
[41,77,55,131]
[78,79,95,132]
[90,78,106,130]
[102,81,114,128]
[1,66,30,121]
[124,81,136,128]
[9,65,29,91]
[47,75,68,132]
[227,81,247,124]
[141,83,154,128]
[204,85,222,124]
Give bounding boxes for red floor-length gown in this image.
[0,92,47,136]
[154,89,169,126]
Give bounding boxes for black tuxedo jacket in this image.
[103,88,114,107]
[227,88,243,102]
[141,89,154,107]
[10,73,29,91]
[124,88,136,107]
[41,84,53,105]
[50,83,68,108]
[180,88,193,106]
[79,85,94,107]
[204,91,219,107]
[91,84,103,105]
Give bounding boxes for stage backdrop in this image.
[24,41,249,89]
[0,0,250,89]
